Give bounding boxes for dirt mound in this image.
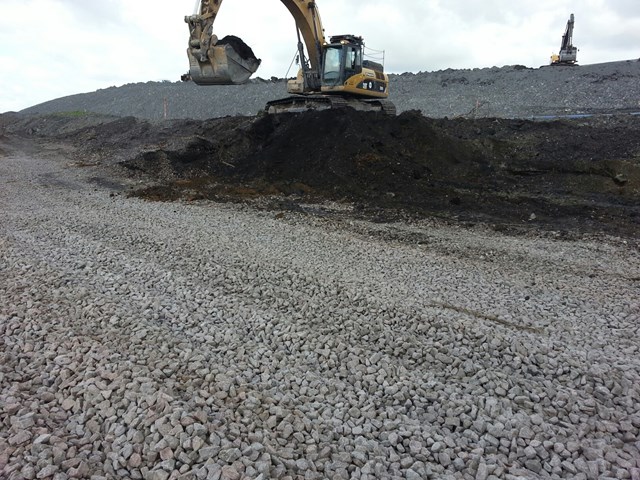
[116,109,640,235]
[230,110,493,197]
[3,109,639,236]
[121,109,494,201]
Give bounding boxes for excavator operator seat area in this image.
[346,47,363,71]
[322,43,363,85]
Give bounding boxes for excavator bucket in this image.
[186,35,261,85]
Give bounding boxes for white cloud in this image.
[0,0,639,112]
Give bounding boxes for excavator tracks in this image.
[265,95,396,116]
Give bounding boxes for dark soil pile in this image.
[3,109,639,236]
[217,35,260,62]
[117,109,639,235]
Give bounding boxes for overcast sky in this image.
[1,0,639,112]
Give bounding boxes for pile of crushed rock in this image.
[19,60,640,120]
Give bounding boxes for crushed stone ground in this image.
[1,135,639,480]
[1,61,640,479]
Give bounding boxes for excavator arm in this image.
[185,0,326,85]
[559,14,575,52]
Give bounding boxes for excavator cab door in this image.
[322,46,343,84]
[321,43,362,87]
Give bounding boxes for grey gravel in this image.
[1,140,640,480]
[18,59,640,119]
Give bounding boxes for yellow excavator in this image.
[184,0,395,114]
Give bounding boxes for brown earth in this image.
[2,109,640,237]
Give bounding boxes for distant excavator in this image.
[184,0,395,114]
[551,14,578,65]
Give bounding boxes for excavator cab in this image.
[318,35,389,99]
[286,35,371,95]
[321,35,363,86]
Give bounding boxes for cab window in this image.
[346,47,362,71]
[323,47,342,82]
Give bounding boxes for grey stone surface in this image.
[0,130,639,479]
[18,60,640,119]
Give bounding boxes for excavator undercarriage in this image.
[265,96,396,115]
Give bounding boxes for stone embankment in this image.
[19,60,640,120]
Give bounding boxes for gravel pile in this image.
[1,138,639,479]
[19,60,640,120]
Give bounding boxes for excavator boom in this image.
[560,13,575,51]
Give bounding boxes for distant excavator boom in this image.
[560,13,575,52]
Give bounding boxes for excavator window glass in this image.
[322,46,343,82]
[348,47,362,69]
[344,46,362,77]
